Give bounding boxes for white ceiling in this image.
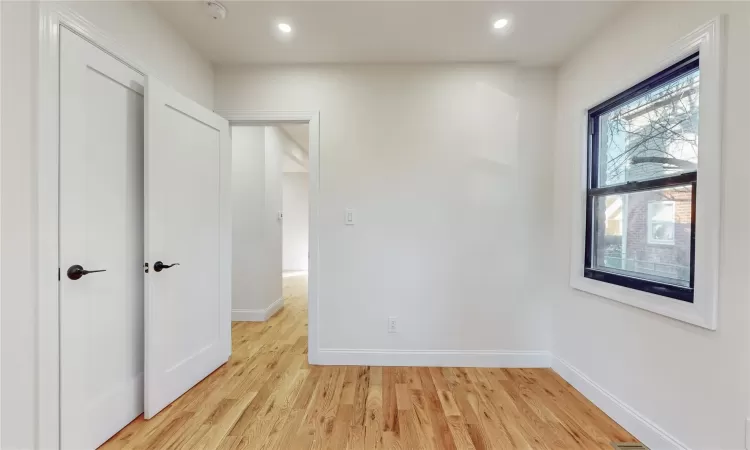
[151,1,627,66]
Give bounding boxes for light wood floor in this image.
[101,274,638,449]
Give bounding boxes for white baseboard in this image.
[552,356,689,450]
[283,269,308,275]
[232,297,284,322]
[316,348,551,367]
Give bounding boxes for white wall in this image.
[263,127,283,306]
[1,3,37,447]
[553,3,750,449]
[231,126,283,318]
[231,126,267,314]
[216,64,556,357]
[0,2,214,448]
[283,172,309,272]
[63,1,214,108]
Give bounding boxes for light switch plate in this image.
[345,208,355,225]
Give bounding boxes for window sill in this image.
[570,272,714,329]
[583,268,692,302]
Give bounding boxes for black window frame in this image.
[585,52,699,303]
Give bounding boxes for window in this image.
[585,53,698,302]
[647,201,676,245]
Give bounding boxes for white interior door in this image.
[59,28,145,449]
[144,75,231,418]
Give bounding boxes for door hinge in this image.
[58,267,60,281]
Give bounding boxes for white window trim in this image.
[569,16,723,330]
[647,200,676,246]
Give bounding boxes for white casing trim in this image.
[215,109,321,365]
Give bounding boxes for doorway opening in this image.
[279,124,311,316]
[230,123,311,321]
[226,114,319,365]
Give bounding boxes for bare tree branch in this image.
[599,69,699,184]
[630,156,697,170]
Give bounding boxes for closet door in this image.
[59,28,145,449]
[143,75,231,418]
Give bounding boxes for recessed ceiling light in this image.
[205,1,227,20]
[493,18,510,30]
[278,23,292,33]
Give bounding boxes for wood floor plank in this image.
[195,392,258,450]
[395,384,412,411]
[399,409,429,450]
[342,367,359,405]
[352,366,371,427]
[463,369,516,449]
[382,368,400,435]
[519,370,611,449]
[347,425,366,450]
[437,390,461,418]
[364,367,384,450]
[326,405,354,450]
[417,367,456,450]
[271,409,306,450]
[537,369,634,443]
[99,274,640,450]
[445,415,476,450]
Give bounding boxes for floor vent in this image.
[611,443,649,450]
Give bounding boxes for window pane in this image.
[596,68,699,186]
[647,201,675,244]
[592,185,692,287]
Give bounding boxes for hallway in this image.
[100,274,638,449]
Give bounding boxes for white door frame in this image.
[0,4,3,447]
[36,5,155,449]
[217,110,321,367]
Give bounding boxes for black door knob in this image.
[153,261,180,272]
[67,264,107,281]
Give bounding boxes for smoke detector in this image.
[205,1,227,20]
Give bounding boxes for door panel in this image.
[144,76,231,419]
[59,28,145,449]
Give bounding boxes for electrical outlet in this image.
[388,316,397,333]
